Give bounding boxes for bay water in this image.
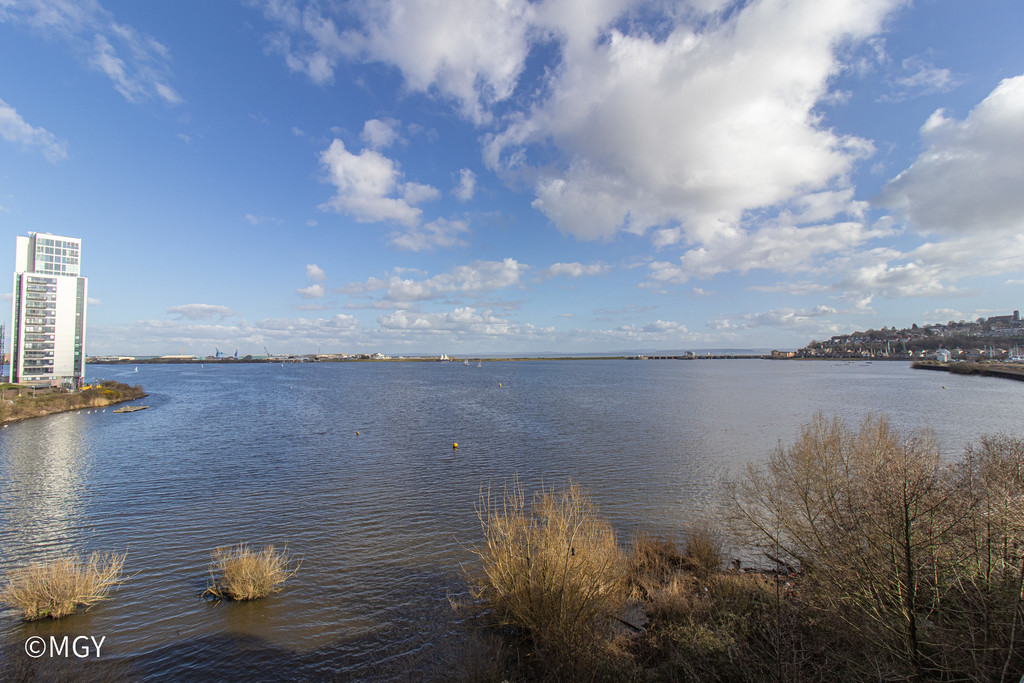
[2,359,1022,679]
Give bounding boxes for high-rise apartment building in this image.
[10,232,87,387]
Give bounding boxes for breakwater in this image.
[913,360,1024,382]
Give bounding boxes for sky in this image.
[1,0,1023,356]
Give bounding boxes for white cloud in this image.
[167,304,238,321]
[361,118,400,149]
[711,306,838,331]
[378,306,549,339]
[883,55,961,101]
[318,138,438,226]
[346,258,526,303]
[305,264,327,282]
[256,0,534,124]
[389,217,470,251]
[647,220,887,285]
[1,1,181,105]
[258,0,902,253]
[536,261,610,281]
[297,283,326,299]
[567,319,703,346]
[452,168,476,201]
[0,98,68,161]
[878,74,1024,238]
[349,0,534,124]
[245,213,281,225]
[485,0,893,242]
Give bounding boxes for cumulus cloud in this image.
[297,283,326,299]
[167,304,238,320]
[711,306,838,331]
[257,0,902,250]
[389,217,469,251]
[319,138,439,226]
[877,75,1024,238]
[452,168,476,201]
[485,0,892,242]
[345,258,526,303]
[361,118,400,149]
[0,98,68,161]
[378,306,550,339]
[255,0,534,123]
[647,220,888,285]
[1,0,181,105]
[305,264,327,282]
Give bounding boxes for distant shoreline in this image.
[87,354,910,365]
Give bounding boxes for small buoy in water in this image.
[356,431,360,436]
[453,442,459,449]
[498,382,502,388]
[942,385,946,389]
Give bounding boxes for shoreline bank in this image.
[0,381,148,426]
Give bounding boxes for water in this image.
[2,359,1022,679]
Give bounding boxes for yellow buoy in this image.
[453,442,459,449]
[356,431,360,436]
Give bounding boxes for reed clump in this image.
[0,551,127,620]
[204,544,298,601]
[682,523,722,579]
[464,479,630,671]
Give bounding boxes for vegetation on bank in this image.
[0,551,127,620]
[458,416,1024,682]
[203,544,299,601]
[0,380,147,425]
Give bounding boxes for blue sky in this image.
[2,0,1023,356]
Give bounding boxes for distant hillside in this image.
[798,310,1024,359]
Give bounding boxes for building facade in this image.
[10,233,87,387]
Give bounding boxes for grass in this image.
[203,544,298,601]
[0,551,127,620]
[463,479,630,670]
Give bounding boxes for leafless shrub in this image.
[726,413,1024,681]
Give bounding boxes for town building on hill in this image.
[10,232,87,388]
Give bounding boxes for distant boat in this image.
[134,367,138,373]
[477,361,482,368]
[464,359,470,366]
[439,354,451,362]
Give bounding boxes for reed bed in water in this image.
[204,544,299,601]
[0,551,127,620]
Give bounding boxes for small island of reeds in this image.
[0,380,147,426]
